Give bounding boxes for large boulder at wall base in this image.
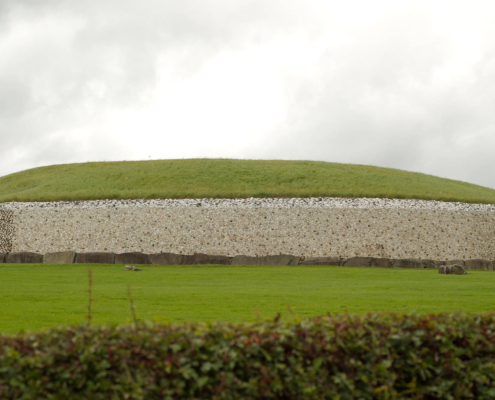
[423,259,445,269]
[343,257,372,267]
[115,252,149,265]
[393,259,424,269]
[464,259,493,270]
[43,251,76,264]
[124,265,141,271]
[182,253,231,265]
[232,255,300,266]
[6,252,43,263]
[300,256,342,266]
[439,264,467,275]
[148,253,183,265]
[370,258,392,268]
[75,252,115,264]
[0,253,6,263]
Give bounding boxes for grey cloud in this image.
[0,76,30,117]
[0,0,495,191]
[267,4,495,188]
[1,0,316,175]
[0,0,314,112]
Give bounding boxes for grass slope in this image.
[0,159,494,203]
[1,264,494,334]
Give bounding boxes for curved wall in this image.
[1,198,494,261]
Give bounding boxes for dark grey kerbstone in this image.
[393,259,424,269]
[343,257,372,267]
[148,253,183,265]
[232,255,300,266]
[423,259,445,269]
[370,258,392,268]
[75,252,115,264]
[439,264,466,275]
[0,253,6,263]
[43,251,76,264]
[182,253,231,265]
[6,252,43,263]
[445,259,465,267]
[115,252,149,265]
[464,259,493,271]
[300,257,342,266]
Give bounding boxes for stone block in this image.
[43,251,76,264]
[439,264,466,275]
[446,259,465,267]
[148,253,183,265]
[464,259,493,270]
[343,257,372,267]
[75,252,115,264]
[232,255,300,266]
[0,253,6,263]
[182,253,231,265]
[370,258,392,268]
[393,259,424,269]
[300,256,342,266]
[423,259,445,269]
[125,265,141,271]
[6,252,43,263]
[115,252,149,265]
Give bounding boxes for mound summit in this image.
[1,159,494,204]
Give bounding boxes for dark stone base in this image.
[148,253,183,265]
[300,257,342,266]
[183,253,231,265]
[75,252,116,264]
[115,252,149,265]
[370,258,392,268]
[232,255,300,266]
[464,259,493,270]
[393,259,423,269]
[343,257,372,267]
[43,251,76,264]
[3,251,495,271]
[6,252,43,263]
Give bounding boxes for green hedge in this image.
[1,313,495,399]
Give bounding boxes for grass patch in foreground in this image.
[1,264,494,334]
[1,159,495,203]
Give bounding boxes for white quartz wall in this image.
[4,198,495,260]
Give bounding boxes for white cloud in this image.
[0,0,494,189]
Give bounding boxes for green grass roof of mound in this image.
[0,158,494,204]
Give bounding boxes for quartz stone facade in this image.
[1,198,494,260]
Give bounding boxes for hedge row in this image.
[1,313,495,399]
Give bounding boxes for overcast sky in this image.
[1,0,494,189]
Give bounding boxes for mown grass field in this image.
[1,264,494,335]
[1,158,495,203]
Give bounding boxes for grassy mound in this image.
[0,159,494,203]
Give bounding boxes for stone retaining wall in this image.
[1,199,495,260]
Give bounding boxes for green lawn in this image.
[1,158,495,203]
[1,264,494,334]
